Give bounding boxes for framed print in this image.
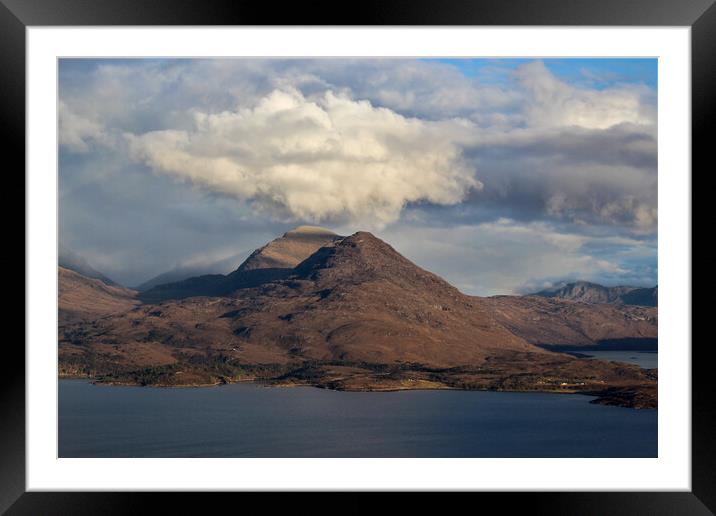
[4,0,709,513]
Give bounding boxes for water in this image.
[574,350,657,369]
[59,380,657,458]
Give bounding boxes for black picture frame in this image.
[3,0,707,513]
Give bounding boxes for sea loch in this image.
[59,379,657,458]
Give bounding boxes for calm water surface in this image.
[59,380,656,458]
[576,350,657,369]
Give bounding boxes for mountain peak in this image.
[295,231,402,271]
[293,231,457,295]
[284,225,336,237]
[238,226,342,272]
[345,230,379,242]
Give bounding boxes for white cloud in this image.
[58,101,107,153]
[103,60,657,230]
[516,61,655,129]
[126,88,481,227]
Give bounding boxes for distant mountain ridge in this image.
[134,251,249,291]
[59,247,120,287]
[531,281,658,307]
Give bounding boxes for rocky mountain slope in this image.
[532,281,658,307]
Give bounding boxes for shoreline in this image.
[537,338,658,353]
[562,350,658,360]
[58,375,655,409]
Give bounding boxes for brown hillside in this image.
[485,295,657,348]
[58,267,138,323]
[58,231,658,407]
[218,231,539,366]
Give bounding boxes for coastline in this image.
[58,373,656,409]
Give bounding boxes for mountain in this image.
[59,230,657,407]
[213,231,537,366]
[58,266,137,324]
[531,281,658,307]
[486,295,657,350]
[59,247,120,287]
[138,226,342,303]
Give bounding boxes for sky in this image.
[58,58,657,295]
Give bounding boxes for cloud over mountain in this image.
[58,58,658,292]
